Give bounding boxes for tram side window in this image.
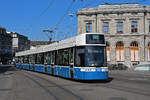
[63,49,69,66]
[29,55,35,64]
[44,52,51,65]
[75,47,85,67]
[57,50,63,65]
[20,56,24,63]
[24,56,29,64]
[15,57,19,63]
[56,49,69,66]
[18,57,21,63]
[51,51,55,65]
[36,53,44,64]
[69,48,74,65]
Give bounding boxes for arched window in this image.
[130,41,139,61]
[106,42,110,61]
[147,42,150,61]
[116,41,124,61]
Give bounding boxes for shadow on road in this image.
[0,65,16,74]
[57,76,114,84]
[74,77,114,84]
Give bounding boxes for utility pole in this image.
[43,30,53,42]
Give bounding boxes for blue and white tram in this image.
[15,33,108,80]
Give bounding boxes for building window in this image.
[131,21,138,33]
[117,22,123,33]
[86,23,92,33]
[147,43,150,61]
[130,41,139,61]
[116,41,124,62]
[103,22,109,33]
[106,42,110,61]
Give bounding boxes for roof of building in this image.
[30,41,53,46]
[0,26,6,30]
[77,3,150,15]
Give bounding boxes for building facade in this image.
[7,32,30,54]
[77,4,150,67]
[0,27,12,64]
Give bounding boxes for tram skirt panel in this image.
[26,64,30,70]
[30,64,34,71]
[73,68,108,80]
[16,64,19,69]
[54,66,71,78]
[46,65,51,74]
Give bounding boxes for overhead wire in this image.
[54,0,75,30]
[39,0,55,16]
[23,0,55,34]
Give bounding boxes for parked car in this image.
[134,64,150,71]
[107,63,128,70]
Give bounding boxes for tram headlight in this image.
[101,67,108,72]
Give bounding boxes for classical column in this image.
[110,42,116,64]
[140,38,145,62]
[124,45,131,67]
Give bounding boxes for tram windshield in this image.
[75,46,106,67]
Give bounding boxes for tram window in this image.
[18,57,21,63]
[29,55,31,64]
[29,55,35,64]
[63,49,69,66]
[69,48,74,64]
[51,51,55,65]
[57,50,63,65]
[86,34,105,44]
[20,56,24,63]
[24,56,29,64]
[15,57,19,63]
[37,53,44,64]
[75,46,106,67]
[44,52,51,65]
[44,52,48,64]
[85,46,105,67]
[75,47,85,67]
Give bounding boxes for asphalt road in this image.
[0,66,150,100]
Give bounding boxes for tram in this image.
[15,33,108,80]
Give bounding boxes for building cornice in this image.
[77,4,150,15]
[104,33,150,37]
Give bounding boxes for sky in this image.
[0,0,150,41]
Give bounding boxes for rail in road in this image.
[21,71,84,100]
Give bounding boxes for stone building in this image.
[0,27,12,64]
[77,3,150,67]
[7,32,30,58]
[9,32,30,52]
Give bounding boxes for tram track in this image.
[6,70,58,100]
[22,71,84,100]
[22,73,59,100]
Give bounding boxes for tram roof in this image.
[16,33,105,56]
